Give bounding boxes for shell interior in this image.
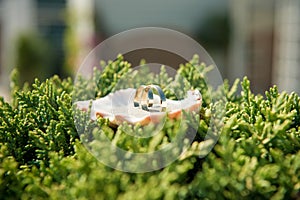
[75,88,201,126]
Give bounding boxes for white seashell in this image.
[75,87,202,126]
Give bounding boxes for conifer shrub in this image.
[0,55,299,199]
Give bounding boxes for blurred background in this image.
[0,0,300,100]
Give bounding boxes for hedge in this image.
[0,55,299,199]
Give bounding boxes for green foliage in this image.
[0,57,300,199]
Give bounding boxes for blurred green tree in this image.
[16,33,54,85]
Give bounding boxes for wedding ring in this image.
[134,84,166,112]
[134,85,151,110]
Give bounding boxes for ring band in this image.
[134,85,166,112]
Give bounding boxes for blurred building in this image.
[1,0,300,98]
[273,0,300,94]
[36,0,66,75]
[0,0,37,99]
[229,0,300,94]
